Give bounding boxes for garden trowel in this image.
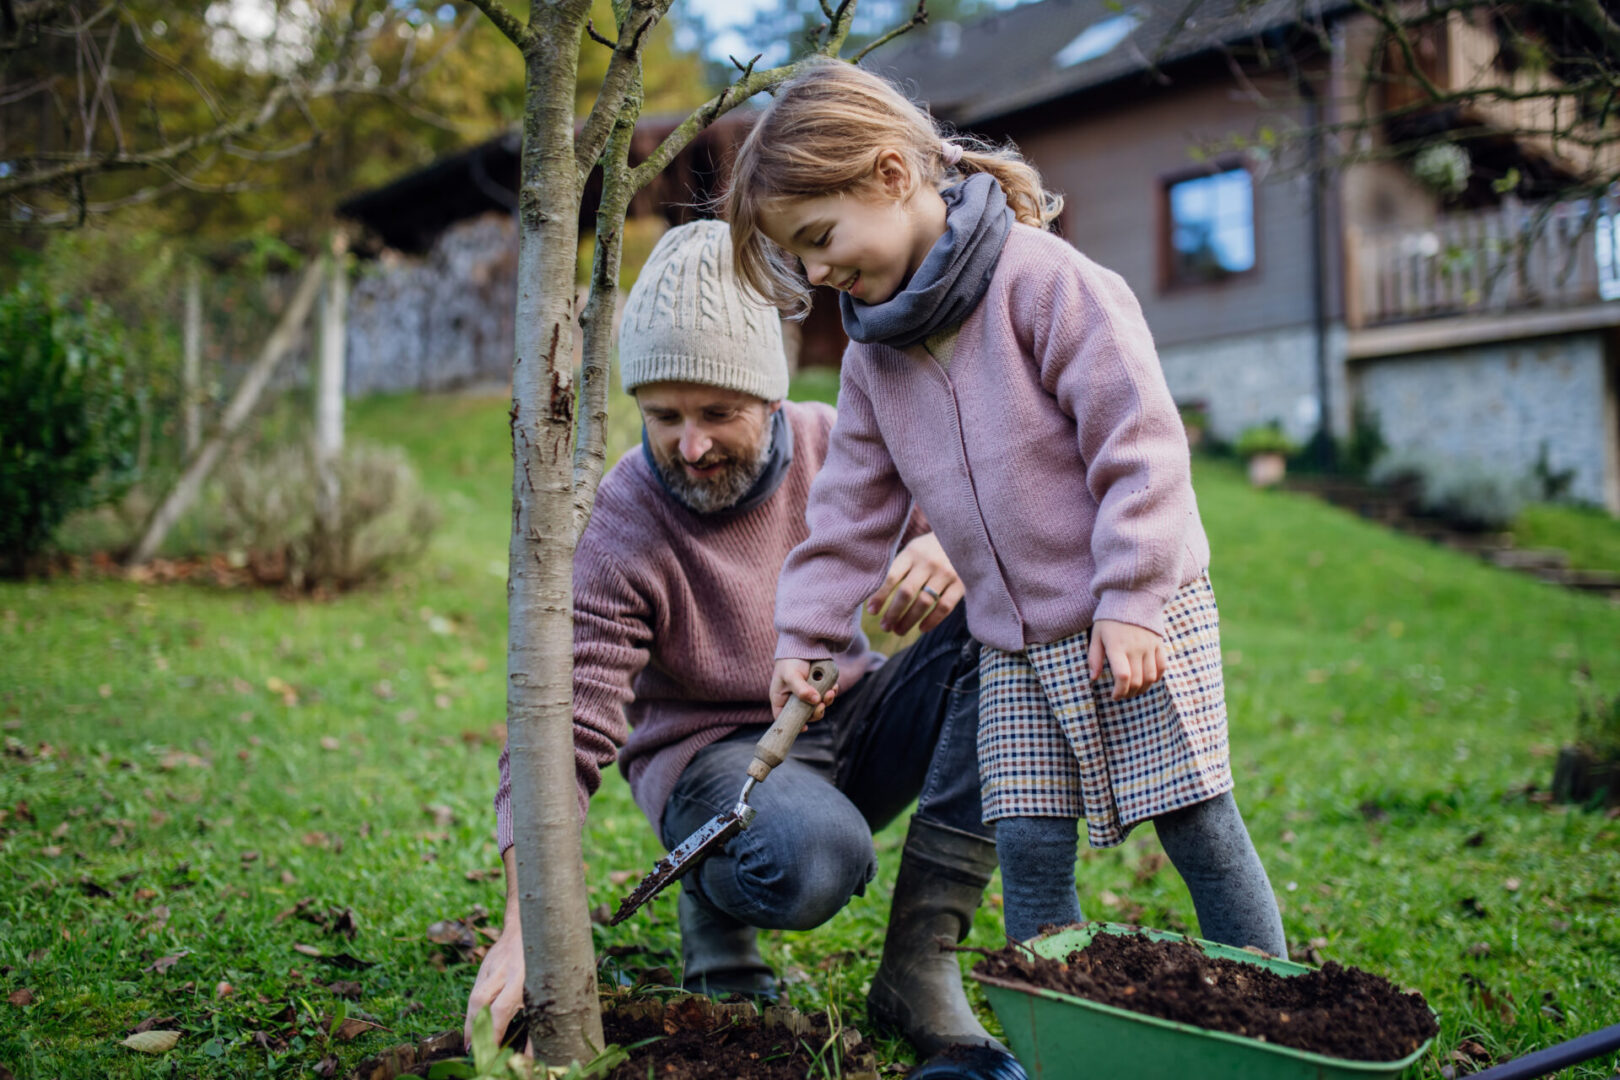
[609,660,838,925]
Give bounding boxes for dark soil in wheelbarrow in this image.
[973,928,1437,1062]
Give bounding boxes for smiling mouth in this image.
[837,271,860,294]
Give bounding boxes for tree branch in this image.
[575,0,673,180]
[1563,0,1620,58]
[0,82,295,202]
[463,0,533,50]
[853,0,930,64]
[628,15,860,194]
[574,93,639,535]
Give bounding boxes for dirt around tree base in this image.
[973,927,1436,1062]
[599,997,879,1080]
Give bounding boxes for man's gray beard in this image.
[654,428,774,514]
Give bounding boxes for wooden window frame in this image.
[1157,157,1260,293]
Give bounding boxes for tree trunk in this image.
[125,260,324,567]
[503,7,605,1066]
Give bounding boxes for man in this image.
[464,220,1000,1059]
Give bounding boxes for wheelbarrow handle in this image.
[748,660,838,783]
[1465,1021,1620,1080]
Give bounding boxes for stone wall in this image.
[1157,322,1351,443]
[346,213,518,395]
[1353,331,1619,511]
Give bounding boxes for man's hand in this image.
[770,658,837,720]
[866,532,962,636]
[464,850,527,1054]
[1088,619,1169,701]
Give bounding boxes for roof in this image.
[338,112,754,256]
[867,0,1348,126]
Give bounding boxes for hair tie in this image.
[941,141,964,167]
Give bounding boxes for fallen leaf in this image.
[464,868,501,883]
[327,980,362,1000]
[120,1030,181,1054]
[423,804,455,828]
[7,989,33,1007]
[336,1017,383,1041]
[144,951,189,973]
[425,920,475,948]
[215,982,234,998]
[607,870,637,886]
[1503,877,1521,892]
[319,736,341,752]
[291,945,374,970]
[312,1053,339,1077]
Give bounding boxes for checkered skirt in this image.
[977,572,1233,847]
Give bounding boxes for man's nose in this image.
[679,425,712,463]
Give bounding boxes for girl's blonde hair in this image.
[727,58,1064,313]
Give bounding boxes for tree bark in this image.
[501,0,606,1065]
[124,259,324,567]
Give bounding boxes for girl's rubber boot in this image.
[678,888,779,1001]
[867,817,1008,1056]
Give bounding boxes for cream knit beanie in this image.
[619,219,789,401]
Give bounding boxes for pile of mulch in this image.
[973,928,1437,1062]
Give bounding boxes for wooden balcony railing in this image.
[1346,193,1620,328]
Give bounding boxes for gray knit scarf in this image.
[839,172,1015,349]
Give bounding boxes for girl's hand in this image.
[1088,620,1169,701]
[770,658,837,720]
[866,532,962,635]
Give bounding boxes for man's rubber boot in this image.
[678,888,779,1001]
[867,816,1008,1056]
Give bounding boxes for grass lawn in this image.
[1511,503,1620,576]
[3,385,1618,1079]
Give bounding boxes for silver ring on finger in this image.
[920,585,941,601]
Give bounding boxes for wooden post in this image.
[126,260,325,567]
[1344,225,1365,330]
[314,236,349,571]
[183,260,202,456]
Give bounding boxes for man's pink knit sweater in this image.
[495,401,885,851]
[776,224,1209,658]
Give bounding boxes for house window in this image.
[1165,167,1255,285]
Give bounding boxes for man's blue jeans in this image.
[659,605,988,931]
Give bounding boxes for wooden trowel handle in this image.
[749,660,838,784]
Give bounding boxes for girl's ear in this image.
[870,149,914,201]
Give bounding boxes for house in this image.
[870,0,1620,512]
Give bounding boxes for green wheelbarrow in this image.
[970,923,1432,1080]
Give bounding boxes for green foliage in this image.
[0,283,139,576]
[1233,421,1299,460]
[1575,695,1620,760]
[1338,404,1387,479]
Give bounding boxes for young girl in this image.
[728,59,1289,956]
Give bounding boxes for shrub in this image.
[217,442,440,591]
[1576,695,1620,762]
[1370,451,1535,531]
[0,284,139,577]
[1234,422,1299,459]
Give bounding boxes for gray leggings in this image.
[995,791,1288,956]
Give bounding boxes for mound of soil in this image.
[973,928,1436,1062]
[600,998,878,1080]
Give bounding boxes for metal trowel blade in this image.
[608,803,754,925]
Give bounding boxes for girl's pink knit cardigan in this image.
[776,224,1210,657]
